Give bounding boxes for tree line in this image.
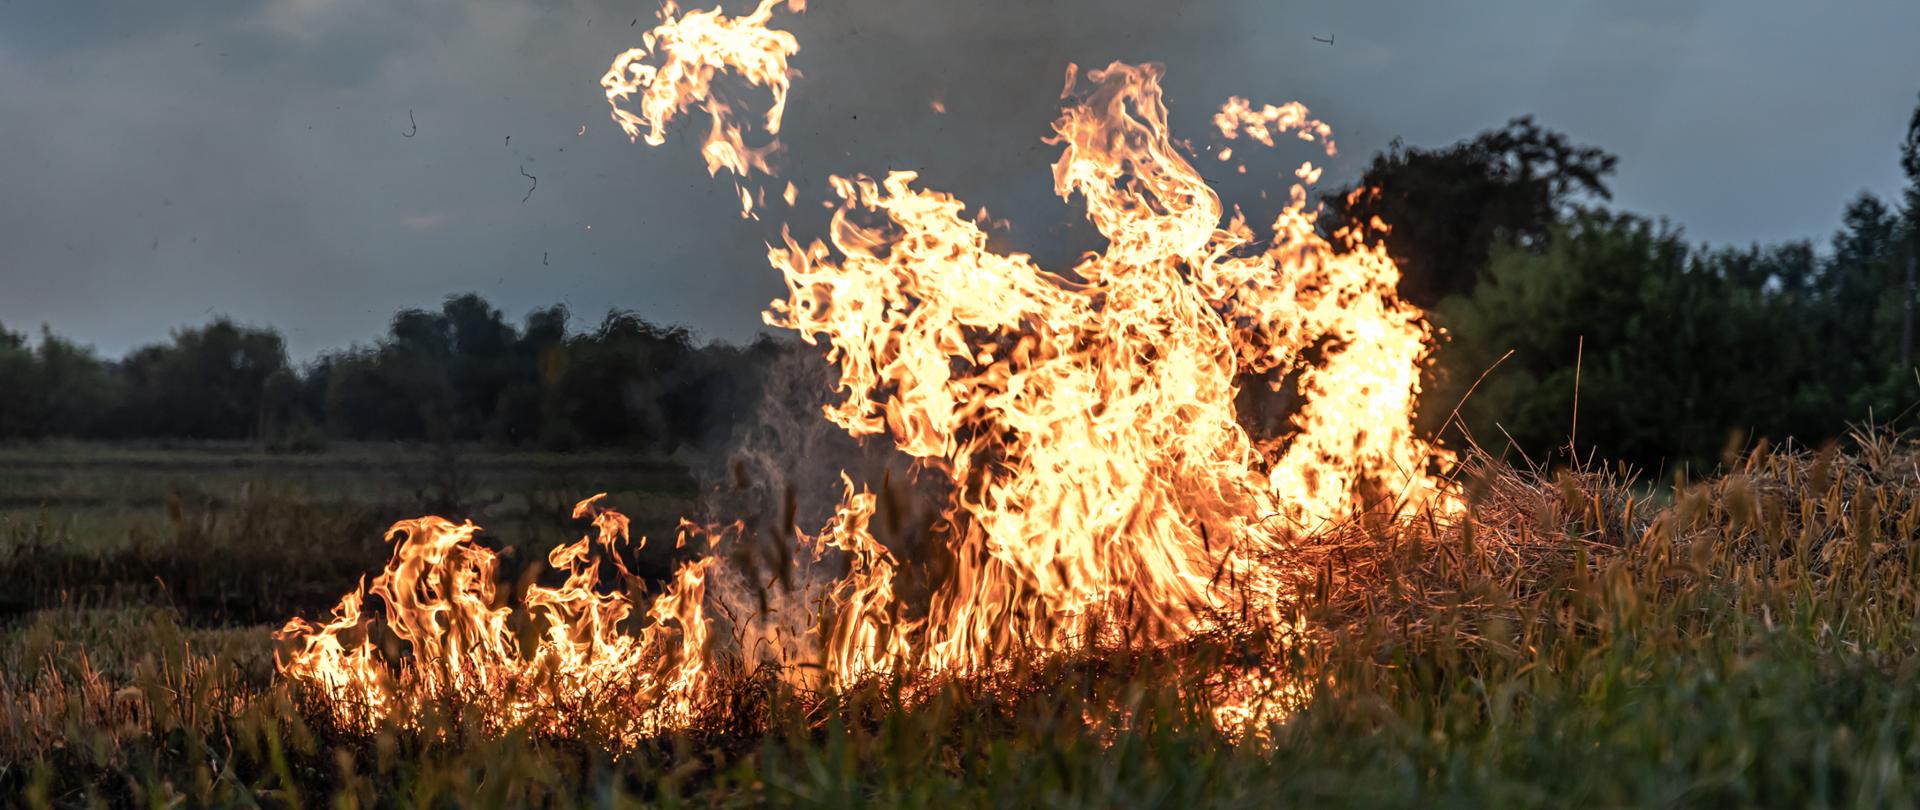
[1325,95,1920,475]
[0,296,783,454]
[3,94,1918,474]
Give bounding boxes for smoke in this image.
[689,342,877,526]
[684,339,949,677]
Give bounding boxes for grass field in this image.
[0,441,699,626]
[6,438,1920,806]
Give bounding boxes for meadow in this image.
[6,437,1920,807]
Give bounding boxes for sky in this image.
[1,0,1917,361]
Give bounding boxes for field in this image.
[6,438,1920,806]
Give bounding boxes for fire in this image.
[600,0,803,217]
[277,0,1452,743]
[275,496,714,739]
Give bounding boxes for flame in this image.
[762,59,1448,681]
[600,0,801,216]
[279,0,1453,743]
[1213,96,1335,153]
[275,496,713,741]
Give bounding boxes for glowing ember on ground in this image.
[276,0,1454,744]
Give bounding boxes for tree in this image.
[35,328,119,437]
[1325,117,1618,307]
[438,294,519,440]
[1901,91,1920,221]
[0,323,40,438]
[318,307,454,442]
[548,312,695,450]
[320,349,425,440]
[116,319,289,439]
[1820,195,1908,416]
[1426,210,1785,473]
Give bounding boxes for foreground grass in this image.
[5,439,1920,806]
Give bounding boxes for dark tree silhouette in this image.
[1324,116,1618,307]
[1897,91,1919,244]
[116,320,289,439]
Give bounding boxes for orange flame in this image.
[764,60,1448,680]
[279,1,1453,742]
[600,0,801,217]
[275,496,713,741]
[1213,96,1335,153]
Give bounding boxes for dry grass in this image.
[6,437,1920,806]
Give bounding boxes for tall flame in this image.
[277,0,1452,742]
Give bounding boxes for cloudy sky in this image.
[2,0,1917,360]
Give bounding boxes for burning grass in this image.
[10,6,1920,802]
[9,438,1920,806]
